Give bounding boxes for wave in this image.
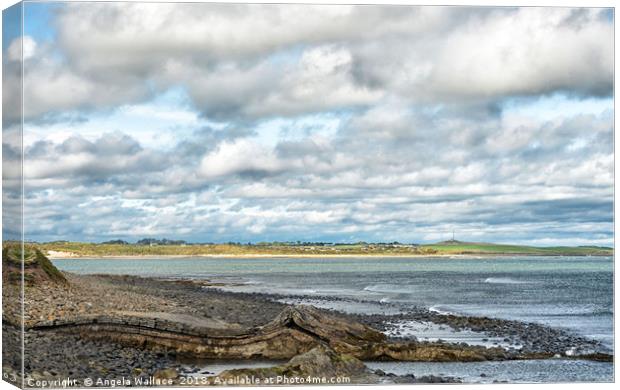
[363,284,395,293]
[242,279,263,285]
[542,308,614,317]
[428,305,456,315]
[483,277,531,284]
[362,284,413,294]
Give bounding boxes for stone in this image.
[217,345,374,383]
[153,368,178,380]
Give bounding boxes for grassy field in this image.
[421,241,613,256]
[30,240,614,258]
[37,242,437,257]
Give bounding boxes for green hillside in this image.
[420,240,613,256]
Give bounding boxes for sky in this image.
[2,2,614,245]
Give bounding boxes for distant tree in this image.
[136,238,187,246]
[101,239,129,245]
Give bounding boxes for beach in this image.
[2,252,614,386]
[51,255,615,350]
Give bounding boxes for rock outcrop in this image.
[2,243,67,285]
[216,345,376,384]
[32,304,510,362]
[31,305,382,360]
[361,340,508,362]
[214,345,465,385]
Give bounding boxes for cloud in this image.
[16,101,613,245]
[349,8,613,103]
[7,36,37,61]
[13,4,613,122]
[24,133,168,184]
[198,139,285,179]
[429,8,612,99]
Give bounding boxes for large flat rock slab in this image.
[116,311,244,331]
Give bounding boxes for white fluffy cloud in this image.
[7,36,37,61]
[428,8,613,99]
[198,139,285,179]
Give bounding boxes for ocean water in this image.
[52,255,614,382]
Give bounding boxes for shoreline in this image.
[46,252,613,259]
[4,268,613,386]
[14,271,613,357]
[48,253,476,259]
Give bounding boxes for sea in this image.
[52,255,614,383]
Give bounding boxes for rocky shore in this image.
[264,291,610,357]
[2,248,613,387]
[187,285,611,359]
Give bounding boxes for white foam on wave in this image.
[362,284,414,294]
[484,277,530,284]
[429,305,456,315]
[383,319,522,350]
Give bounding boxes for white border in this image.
[0,1,616,390]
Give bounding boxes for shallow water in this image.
[176,358,613,383]
[367,359,613,383]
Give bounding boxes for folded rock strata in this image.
[30,305,509,362]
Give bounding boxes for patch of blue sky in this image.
[265,44,306,66]
[601,8,614,23]
[2,2,21,51]
[23,1,59,44]
[252,111,350,147]
[501,93,613,121]
[23,86,224,150]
